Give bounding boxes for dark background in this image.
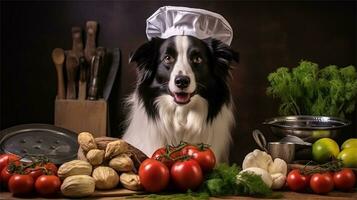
[1,0,356,164]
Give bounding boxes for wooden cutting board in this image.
[92,188,144,197]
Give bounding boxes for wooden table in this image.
[0,191,356,200]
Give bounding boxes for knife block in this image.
[54,99,108,137]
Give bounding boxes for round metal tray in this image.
[263,115,351,142]
[0,124,78,164]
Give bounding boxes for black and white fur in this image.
[123,35,238,162]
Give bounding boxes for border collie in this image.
[123,35,238,162]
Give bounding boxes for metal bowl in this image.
[263,116,351,142]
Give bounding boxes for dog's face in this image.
[130,35,238,119]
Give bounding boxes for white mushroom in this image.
[268,158,287,176]
[271,173,286,189]
[242,149,273,171]
[239,167,273,188]
[242,149,288,190]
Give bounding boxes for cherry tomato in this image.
[287,169,311,192]
[44,163,58,175]
[182,145,216,172]
[310,173,334,194]
[0,167,14,187]
[35,175,61,196]
[8,174,34,194]
[171,158,203,191]
[139,159,170,192]
[0,154,20,172]
[333,168,356,191]
[25,166,44,181]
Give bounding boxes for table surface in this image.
[0,191,356,200]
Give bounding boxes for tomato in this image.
[35,175,61,196]
[44,163,58,175]
[182,145,216,172]
[310,173,334,194]
[25,166,44,181]
[8,174,34,194]
[152,147,175,169]
[171,159,203,191]
[333,168,356,191]
[139,159,170,192]
[286,169,311,192]
[0,154,20,172]
[0,167,14,187]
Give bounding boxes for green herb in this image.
[199,164,273,197]
[267,60,357,118]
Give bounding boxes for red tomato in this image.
[333,168,356,191]
[8,174,34,194]
[35,175,61,196]
[287,169,311,192]
[139,159,170,192]
[152,147,175,169]
[182,145,216,172]
[44,163,58,175]
[25,166,44,181]
[0,167,14,187]
[310,173,334,194]
[0,154,20,172]
[171,159,203,191]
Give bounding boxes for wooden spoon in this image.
[51,48,66,99]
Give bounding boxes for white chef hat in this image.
[146,6,234,45]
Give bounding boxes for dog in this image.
[122,35,238,162]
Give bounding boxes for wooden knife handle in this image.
[72,26,83,57]
[66,51,79,99]
[84,21,98,63]
[78,57,87,100]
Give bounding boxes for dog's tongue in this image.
[174,93,190,104]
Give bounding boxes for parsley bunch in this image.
[267,60,357,118]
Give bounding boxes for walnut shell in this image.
[92,166,119,190]
[58,160,92,180]
[78,132,97,152]
[61,175,95,197]
[109,154,134,172]
[120,172,143,191]
[105,139,128,159]
[86,149,105,166]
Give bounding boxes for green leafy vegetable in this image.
[199,163,273,197]
[267,60,357,118]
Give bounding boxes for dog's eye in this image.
[192,56,202,64]
[163,55,175,64]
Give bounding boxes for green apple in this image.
[312,138,340,163]
[341,138,357,150]
[312,130,331,138]
[338,147,357,167]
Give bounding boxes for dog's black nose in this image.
[175,75,190,89]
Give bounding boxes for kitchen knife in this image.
[66,51,79,99]
[51,48,66,99]
[88,47,106,100]
[84,21,98,63]
[78,57,87,100]
[103,48,121,101]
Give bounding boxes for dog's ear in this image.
[130,38,164,82]
[204,38,239,77]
